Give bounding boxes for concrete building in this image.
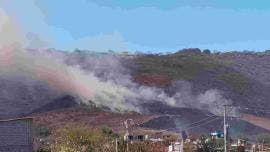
[0,117,33,152]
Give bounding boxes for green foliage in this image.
[265,50,270,53]
[256,133,270,143]
[196,136,224,152]
[102,126,113,135]
[136,52,250,92]
[33,125,51,152]
[136,53,226,80]
[203,49,211,55]
[37,148,51,152]
[116,137,126,152]
[33,125,51,137]
[217,72,250,92]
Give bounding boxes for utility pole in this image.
[181,139,184,152]
[224,105,228,152]
[115,138,118,152]
[127,141,129,152]
[124,119,134,152]
[262,138,265,152]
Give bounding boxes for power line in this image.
[172,115,219,131]
[183,115,218,127]
[169,114,218,131]
[180,117,221,132]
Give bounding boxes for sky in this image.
[2,0,270,52]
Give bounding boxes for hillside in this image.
[133,49,270,137]
[135,50,270,111]
[1,49,270,139]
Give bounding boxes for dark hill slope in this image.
[135,51,270,111]
[134,50,270,136]
[0,75,62,119]
[220,52,270,85]
[141,102,269,139]
[31,95,79,114]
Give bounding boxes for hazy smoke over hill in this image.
[0,7,231,116]
[41,50,231,115]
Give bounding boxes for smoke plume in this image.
[0,7,232,117]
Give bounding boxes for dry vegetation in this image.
[32,108,159,133]
[35,124,171,152]
[33,108,176,152]
[135,50,250,91]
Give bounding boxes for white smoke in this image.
[0,7,136,112]
[0,8,24,48]
[48,50,232,115]
[0,6,232,115]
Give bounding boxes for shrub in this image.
[49,124,168,152]
[50,125,116,152]
[128,141,167,152]
[257,133,270,144]
[34,125,51,137]
[203,49,211,55]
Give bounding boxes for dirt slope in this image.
[242,114,270,131]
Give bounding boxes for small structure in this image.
[168,130,186,152]
[149,138,164,142]
[124,134,134,141]
[210,131,224,139]
[137,134,147,141]
[237,139,247,147]
[168,142,183,152]
[123,119,135,142]
[231,139,246,152]
[124,134,149,141]
[0,117,33,152]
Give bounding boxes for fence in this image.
[0,117,33,152]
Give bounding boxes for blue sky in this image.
[3,0,270,52]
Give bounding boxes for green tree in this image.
[196,135,224,152]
